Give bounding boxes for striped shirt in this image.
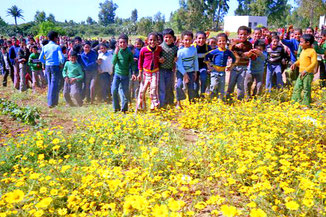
[176,45,199,75]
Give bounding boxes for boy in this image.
[112,34,135,112]
[291,34,318,107]
[226,26,253,100]
[62,51,84,107]
[17,39,30,92]
[130,38,143,100]
[319,29,326,87]
[1,46,14,87]
[265,35,286,91]
[175,31,199,108]
[208,37,217,50]
[194,31,211,97]
[159,28,178,108]
[244,40,267,97]
[97,43,113,103]
[28,45,45,93]
[205,33,236,100]
[136,32,163,111]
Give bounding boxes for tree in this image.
[131,9,138,22]
[34,11,46,23]
[205,0,230,30]
[235,0,251,15]
[47,13,56,23]
[98,0,118,26]
[38,21,65,36]
[137,17,153,36]
[296,0,326,27]
[6,5,24,26]
[86,17,96,25]
[153,12,165,32]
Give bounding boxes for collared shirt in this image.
[98,50,113,74]
[81,50,98,72]
[39,41,65,66]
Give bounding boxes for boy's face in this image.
[119,39,128,49]
[238,29,248,42]
[164,34,174,45]
[196,34,206,46]
[254,30,262,40]
[32,48,38,54]
[271,39,279,49]
[300,38,311,49]
[182,35,193,48]
[209,39,217,48]
[305,29,313,35]
[135,41,142,49]
[217,36,227,49]
[70,55,77,63]
[100,46,107,53]
[294,30,302,41]
[84,44,91,53]
[148,35,158,48]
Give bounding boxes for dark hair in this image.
[271,35,280,41]
[196,31,206,39]
[181,30,193,39]
[294,28,303,34]
[270,32,278,37]
[254,39,266,49]
[238,26,250,34]
[216,33,228,41]
[31,45,38,50]
[118,34,128,41]
[254,27,262,32]
[42,39,49,46]
[74,36,82,43]
[135,38,144,46]
[61,45,67,52]
[73,44,82,53]
[99,43,108,49]
[70,51,78,58]
[148,32,158,39]
[322,29,326,36]
[306,27,314,34]
[301,34,314,45]
[20,38,26,43]
[157,32,163,42]
[163,28,175,37]
[48,31,58,41]
[84,41,91,46]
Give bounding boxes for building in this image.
[320,15,325,29]
[224,16,268,32]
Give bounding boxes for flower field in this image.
[1,86,326,217]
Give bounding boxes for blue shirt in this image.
[39,41,65,66]
[248,52,267,74]
[281,39,299,63]
[205,47,236,68]
[81,50,98,72]
[176,46,199,75]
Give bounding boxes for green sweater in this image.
[112,48,135,76]
[28,53,42,71]
[62,61,84,80]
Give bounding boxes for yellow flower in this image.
[168,198,185,211]
[220,205,238,217]
[250,208,267,217]
[194,201,206,210]
[34,210,44,217]
[38,154,45,161]
[152,204,169,217]
[285,201,299,211]
[50,189,58,196]
[57,208,67,216]
[52,138,60,145]
[36,197,53,208]
[4,189,24,203]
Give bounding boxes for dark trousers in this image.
[2,66,14,87]
[319,61,326,88]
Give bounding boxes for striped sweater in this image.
[176,45,199,75]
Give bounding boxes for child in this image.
[265,36,286,91]
[205,33,236,100]
[1,46,14,87]
[244,40,267,97]
[159,28,178,108]
[28,45,45,92]
[194,31,211,97]
[97,43,113,103]
[62,51,84,107]
[130,38,143,100]
[136,32,163,111]
[112,34,135,112]
[208,37,217,50]
[175,31,199,108]
[17,39,30,92]
[319,29,326,87]
[291,34,318,107]
[226,26,253,100]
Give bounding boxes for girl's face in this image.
[209,39,217,48]
[217,36,226,49]
[148,35,158,48]
[100,45,107,53]
[135,41,142,49]
[294,30,302,41]
[70,55,77,63]
[157,36,163,45]
[196,34,206,46]
[84,44,91,53]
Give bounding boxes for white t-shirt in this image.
[98,50,113,74]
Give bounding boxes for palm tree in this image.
[7,5,24,26]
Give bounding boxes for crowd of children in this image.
[0,25,325,111]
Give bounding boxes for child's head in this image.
[237,26,250,42]
[305,27,314,35]
[254,39,266,51]
[128,44,135,53]
[31,45,38,54]
[253,27,262,40]
[196,31,207,46]
[118,34,128,49]
[293,28,302,41]
[300,34,314,49]
[147,32,158,48]
[134,38,144,49]
[157,32,163,45]
[208,37,217,49]
[163,28,175,45]
[216,33,228,49]
[20,39,26,47]
[181,31,193,48]
[99,43,108,53]
[70,51,78,63]
[83,41,91,53]
[1,46,6,53]
[48,31,58,42]
[322,29,326,40]
[270,35,280,49]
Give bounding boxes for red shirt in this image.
[138,46,162,73]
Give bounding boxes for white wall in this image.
[224,16,267,32]
[320,16,325,29]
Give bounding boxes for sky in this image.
[1,0,296,25]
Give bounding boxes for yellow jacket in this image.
[295,47,317,73]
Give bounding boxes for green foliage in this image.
[0,98,41,126]
[38,21,65,36]
[137,17,153,36]
[34,11,46,23]
[6,5,24,26]
[98,0,118,26]
[296,0,326,27]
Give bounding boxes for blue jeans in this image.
[266,64,283,91]
[159,68,174,107]
[226,66,247,100]
[111,73,129,111]
[194,68,208,97]
[46,65,61,107]
[98,73,111,102]
[176,71,196,101]
[210,71,225,100]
